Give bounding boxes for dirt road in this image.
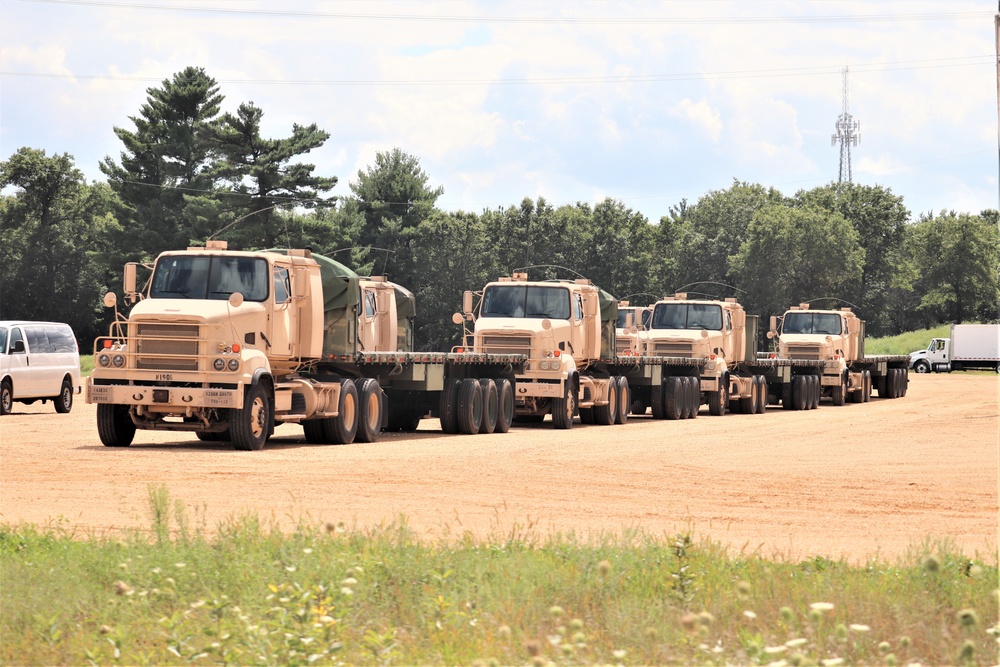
[1,373,996,562]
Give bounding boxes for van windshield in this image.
[782,312,842,335]
[651,303,723,331]
[150,256,269,301]
[480,285,571,320]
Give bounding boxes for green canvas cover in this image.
[269,249,360,356]
[598,287,618,358]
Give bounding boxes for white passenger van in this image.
[0,321,81,415]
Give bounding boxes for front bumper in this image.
[86,379,243,409]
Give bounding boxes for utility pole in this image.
[831,66,860,183]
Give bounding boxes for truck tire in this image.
[479,379,499,435]
[754,376,767,414]
[862,371,872,403]
[355,378,383,443]
[439,378,461,434]
[552,378,576,430]
[54,378,73,414]
[494,378,514,433]
[679,377,692,419]
[809,375,820,409]
[232,383,271,451]
[579,407,594,424]
[589,378,614,426]
[303,419,327,443]
[663,376,683,420]
[97,403,135,447]
[197,430,230,442]
[831,374,846,406]
[689,376,701,418]
[456,378,483,435]
[739,376,757,415]
[1,379,11,415]
[326,379,359,444]
[900,369,908,397]
[782,380,794,410]
[792,375,807,411]
[708,380,727,416]
[651,383,666,419]
[614,376,630,424]
[914,360,931,374]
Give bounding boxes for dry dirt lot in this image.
[1,373,996,562]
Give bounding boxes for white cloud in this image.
[669,99,723,142]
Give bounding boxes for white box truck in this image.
[908,324,1000,373]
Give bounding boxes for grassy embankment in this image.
[1,487,996,666]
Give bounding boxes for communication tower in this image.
[831,67,860,183]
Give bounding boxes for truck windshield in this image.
[150,256,269,301]
[616,309,652,329]
[781,312,842,335]
[480,285,571,320]
[651,303,723,330]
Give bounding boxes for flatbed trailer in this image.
[756,352,911,408]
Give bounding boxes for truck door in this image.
[269,266,294,357]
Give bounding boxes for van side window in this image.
[25,326,52,353]
[9,327,25,354]
[49,327,77,353]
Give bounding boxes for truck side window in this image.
[574,294,584,322]
[365,291,376,319]
[725,312,733,332]
[273,267,290,303]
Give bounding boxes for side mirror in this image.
[11,340,25,353]
[462,291,474,317]
[229,292,244,308]
[452,312,464,325]
[123,263,138,296]
[293,270,308,298]
[103,292,118,309]
[769,315,777,335]
[766,330,774,339]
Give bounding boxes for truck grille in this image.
[654,342,694,356]
[480,335,532,355]
[134,323,201,371]
[785,344,822,360]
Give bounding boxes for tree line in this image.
[2,66,997,353]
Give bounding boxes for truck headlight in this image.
[98,354,111,367]
[549,359,560,370]
[227,358,240,372]
[213,358,226,371]
[540,360,550,370]
[112,354,125,368]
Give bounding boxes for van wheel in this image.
[1,379,12,416]
[355,378,383,443]
[97,404,135,447]
[54,378,74,414]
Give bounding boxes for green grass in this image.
[2,487,997,666]
[80,354,94,377]
[866,325,952,356]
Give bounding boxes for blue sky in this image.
[1,0,996,224]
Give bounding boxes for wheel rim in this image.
[2,388,11,413]
[249,396,266,438]
[62,386,71,406]
[916,363,928,374]
[343,393,356,427]
[365,392,380,431]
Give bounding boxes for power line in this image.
[1,56,991,88]
[16,0,993,24]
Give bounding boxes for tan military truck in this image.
[615,301,652,356]
[456,273,636,428]
[639,293,779,417]
[87,241,524,450]
[766,304,910,406]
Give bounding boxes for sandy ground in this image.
[1,373,997,563]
